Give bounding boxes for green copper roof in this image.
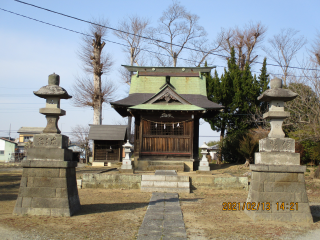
[129,104,205,111]
[129,75,207,96]
[129,75,166,94]
[123,65,215,73]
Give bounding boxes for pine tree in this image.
[258,57,270,113]
[205,47,262,163]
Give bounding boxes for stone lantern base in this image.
[13,160,80,217]
[245,164,313,223]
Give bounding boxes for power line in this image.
[1,6,318,79]
[0,7,195,64]
[10,0,320,72]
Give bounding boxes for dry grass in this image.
[0,165,319,239]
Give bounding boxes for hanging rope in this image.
[141,117,193,125]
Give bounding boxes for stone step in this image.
[141,187,189,193]
[147,164,184,172]
[148,161,185,166]
[142,175,189,182]
[141,172,190,193]
[141,181,189,188]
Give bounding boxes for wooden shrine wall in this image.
[94,140,122,162]
[140,119,193,158]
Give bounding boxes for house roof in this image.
[208,145,219,150]
[111,93,223,110]
[128,74,207,96]
[122,65,215,73]
[111,66,223,117]
[0,137,17,145]
[129,104,205,111]
[88,125,127,141]
[17,127,44,134]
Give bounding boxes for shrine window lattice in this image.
[150,122,184,135]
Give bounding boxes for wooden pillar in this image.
[193,117,199,160]
[134,115,141,158]
[139,117,143,159]
[92,140,95,162]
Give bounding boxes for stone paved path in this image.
[137,192,187,240]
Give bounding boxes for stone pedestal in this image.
[246,164,312,223]
[13,73,80,217]
[13,160,80,217]
[198,162,210,171]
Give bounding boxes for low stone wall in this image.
[82,173,141,189]
[0,162,22,167]
[81,173,249,191]
[190,176,248,191]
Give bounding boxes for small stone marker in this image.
[246,77,313,223]
[119,140,134,173]
[13,73,81,217]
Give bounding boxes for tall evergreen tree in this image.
[258,57,270,113]
[205,47,266,163]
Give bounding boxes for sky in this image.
[0,0,319,144]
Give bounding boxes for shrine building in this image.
[110,66,223,171]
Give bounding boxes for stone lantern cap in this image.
[200,142,208,149]
[123,140,132,148]
[257,77,298,102]
[33,73,72,99]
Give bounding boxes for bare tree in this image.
[310,31,320,65]
[114,15,150,142]
[284,72,320,142]
[263,28,306,85]
[114,16,150,72]
[187,32,224,66]
[220,22,267,70]
[73,18,114,125]
[71,125,90,163]
[148,1,206,67]
[72,76,116,109]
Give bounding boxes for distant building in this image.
[88,125,127,166]
[207,145,219,161]
[0,137,17,162]
[68,143,86,163]
[17,127,44,153]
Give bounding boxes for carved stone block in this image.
[33,134,69,149]
[259,138,295,153]
[245,165,313,223]
[27,148,73,161]
[255,152,300,165]
[13,160,80,217]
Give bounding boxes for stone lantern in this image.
[34,73,71,134]
[13,73,80,217]
[198,142,210,172]
[120,140,134,173]
[245,77,312,223]
[255,77,299,165]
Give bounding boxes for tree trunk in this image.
[314,166,320,179]
[217,126,225,164]
[173,52,177,67]
[127,47,135,141]
[244,158,250,167]
[85,145,89,163]
[92,32,105,125]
